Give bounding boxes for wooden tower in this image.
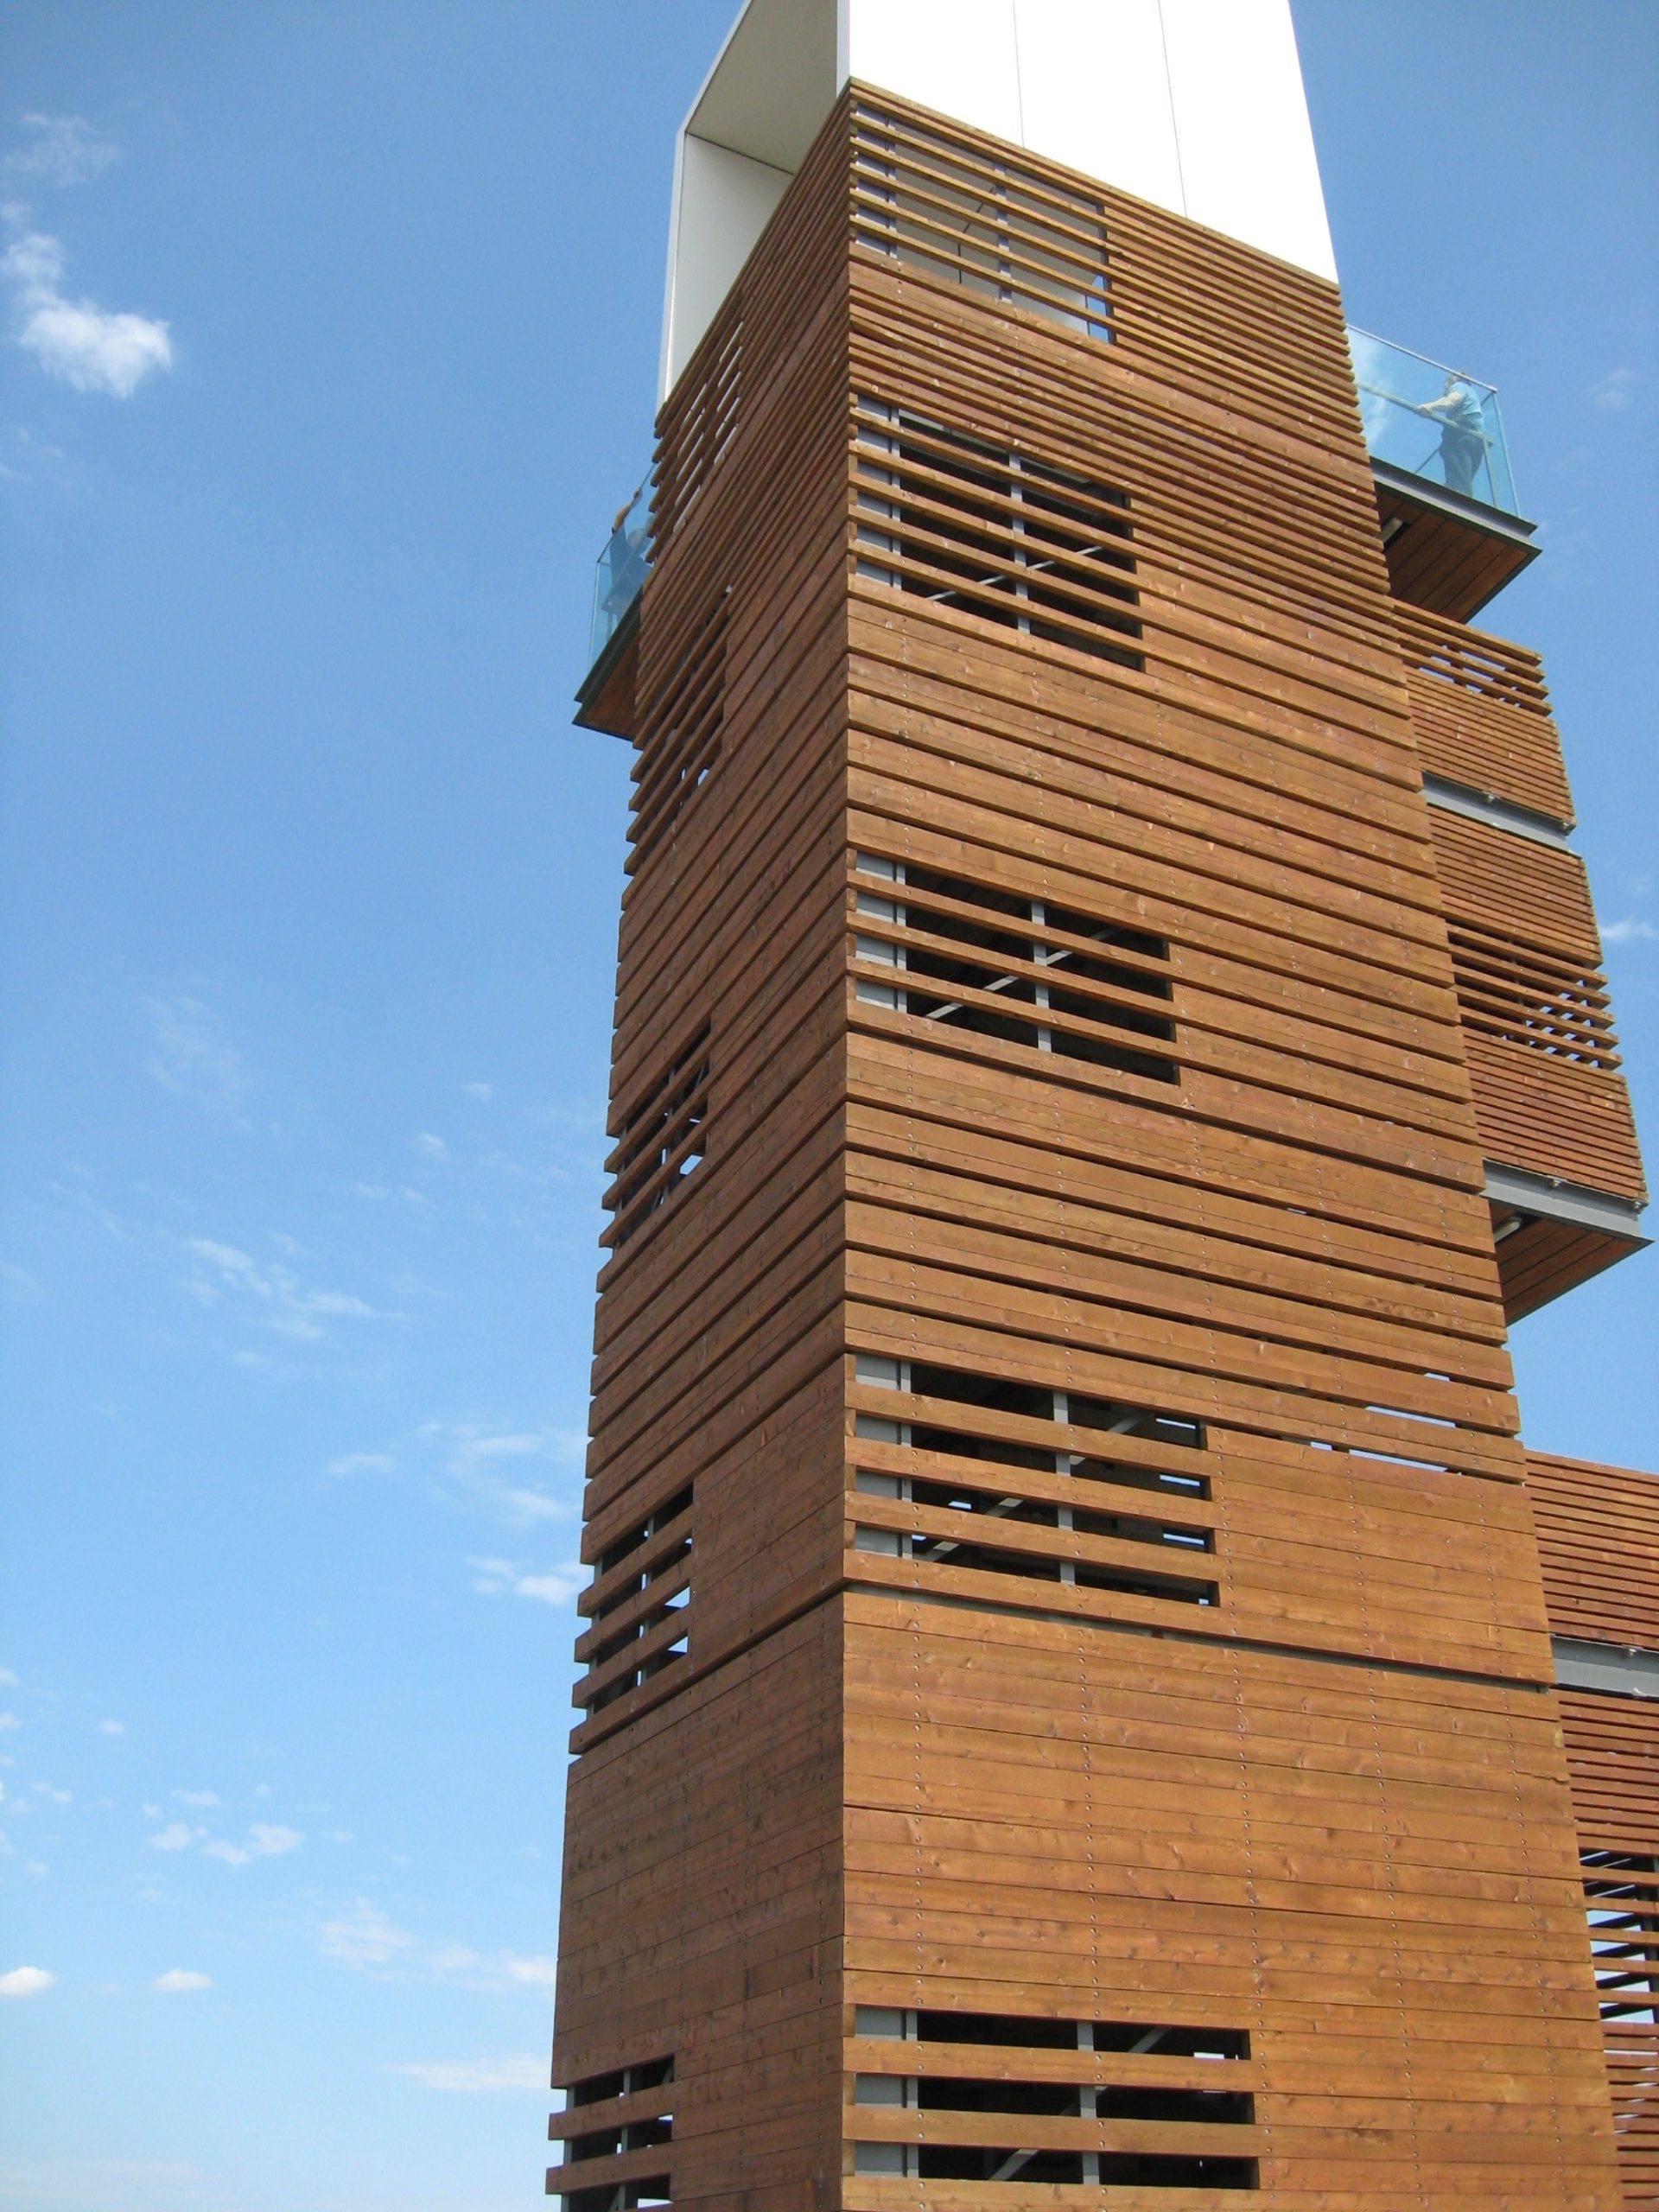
[551,7,1654,2205]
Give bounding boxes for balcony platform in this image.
[575,592,640,742]
[1373,459,1538,621]
[1488,1163,1649,1322]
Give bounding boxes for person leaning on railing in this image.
[1414,372,1488,498]
[603,485,650,624]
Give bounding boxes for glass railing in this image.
[588,478,651,668]
[1347,327,1519,518]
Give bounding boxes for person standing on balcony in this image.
[1415,372,1488,498]
[602,484,650,626]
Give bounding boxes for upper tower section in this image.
[660,0,1337,398]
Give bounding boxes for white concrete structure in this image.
[660,0,1337,397]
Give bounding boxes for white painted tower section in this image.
[660,0,1336,399]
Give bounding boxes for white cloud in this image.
[1588,366,1638,413]
[0,1966,56,1999]
[97,1719,124,1736]
[143,997,248,1109]
[174,1789,219,1808]
[4,115,119,188]
[413,1132,449,1162]
[151,1969,212,1995]
[32,1784,71,1805]
[387,2054,546,2093]
[149,1822,197,1853]
[200,1821,301,1867]
[0,1261,45,1306]
[3,224,172,397]
[469,1556,585,1607]
[461,1083,494,1102]
[1604,918,1658,944]
[0,1671,17,1688]
[0,1713,21,1732]
[327,1451,397,1477]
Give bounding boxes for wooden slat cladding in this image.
[833,86,1617,2199]
[553,1606,844,2206]
[1395,602,1574,824]
[651,288,742,550]
[1430,807,1647,1204]
[556,95,858,2208]
[845,1598,1623,2209]
[1528,1452,1659,1653]
[1559,1690,1659,2211]
[556,82,1630,2211]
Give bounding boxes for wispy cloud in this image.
[1588,366,1638,413]
[422,1419,586,1526]
[149,1822,197,1853]
[0,1261,44,1306]
[174,1790,219,1808]
[386,2054,546,2093]
[0,424,92,497]
[469,1556,585,1606]
[143,997,249,1111]
[327,1451,397,1478]
[0,1966,56,1998]
[184,1237,395,1343]
[4,115,119,189]
[319,1900,417,1972]
[413,1132,449,1163]
[1604,918,1657,944]
[461,1083,494,1103]
[151,1969,212,1995]
[319,1899,556,1992]
[97,1719,124,1736]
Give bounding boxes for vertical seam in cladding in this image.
[1155,2,1189,218]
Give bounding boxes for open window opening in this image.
[1447,921,1621,1069]
[852,103,1114,344]
[1583,1851,1659,2025]
[575,1490,694,1718]
[627,600,727,873]
[554,2056,674,2210]
[851,2008,1256,2188]
[851,1354,1217,1608]
[855,403,1144,670]
[853,851,1175,1082]
[602,1027,710,1252]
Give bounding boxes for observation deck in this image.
[1349,327,1537,620]
[575,479,650,741]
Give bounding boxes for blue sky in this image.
[0,6,1653,2209]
